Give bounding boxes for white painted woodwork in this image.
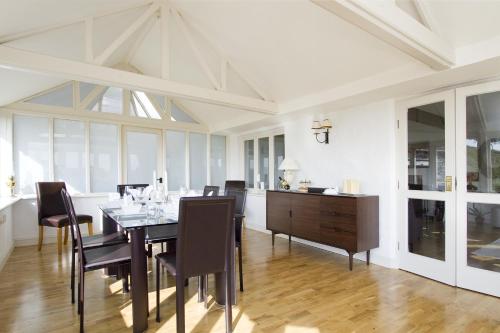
[94,3,160,65]
[0,45,278,114]
[160,4,170,79]
[311,0,454,69]
[85,18,93,62]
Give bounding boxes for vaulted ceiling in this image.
[2,0,500,132]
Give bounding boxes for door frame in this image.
[397,90,456,286]
[456,81,500,297]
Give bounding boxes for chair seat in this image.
[41,214,92,228]
[84,243,131,270]
[156,252,177,276]
[81,232,128,250]
[145,224,177,243]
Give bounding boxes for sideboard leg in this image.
[271,231,275,247]
[288,235,291,244]
[366,250,370,266]
[348,252,353,271]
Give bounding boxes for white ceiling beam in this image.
[413,0,442,37]
[125,18,156,64]
[220,59,228,91]
[0,1,154,44]
[0,45,278,115]
[85,18,94,62]
[160,4,170,79]
[311,0,455,70]
[172,9,220,90]
[94,3,160,65]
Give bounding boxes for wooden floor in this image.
[0,229,499,333]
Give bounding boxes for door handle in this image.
[445,176,453,192]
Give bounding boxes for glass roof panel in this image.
[26,83,73,108]
[172,103,197,124]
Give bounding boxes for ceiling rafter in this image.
[94,3,160,65]
[0,0,154,44]
[125,17,156,64]
[312,0,455,70]
[413,0,442,37]
[0,46,278,114]
[85,18,93,62]
[160,3,170,79]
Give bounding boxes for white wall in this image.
[231,99,399,268]
[13,195,108,246]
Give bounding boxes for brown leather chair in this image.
[224,180,245,191]
[155,196,235,333]
[36,182,93,255]
[61,189,131,333]
[225,188,247,292]
[203,185,220,196]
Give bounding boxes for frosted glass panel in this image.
[54,119,86,193]
[172,103,197,123]
[244,140,254,188]
[79,82,96,102]
[126,131,158,185]
[210,135,226,188]
[89,87,122,114]
[258,137,270,189]
[274,134,285,189]
[27,83,73,108]
[165,130,186,191]
[13,115,50,195]
[189,133,207,190]
[90,123,118,192]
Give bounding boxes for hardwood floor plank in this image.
[0,229,498,332]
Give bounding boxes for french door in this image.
[456,82,500,297]
[398,91,456,285]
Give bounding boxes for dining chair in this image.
[225,188,247,292]
[36,182,93,255]
[155,196,235,333]
[203,185,220,196]
[61,189,131,333]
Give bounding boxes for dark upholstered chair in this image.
[203,185,220,196]
[224,180,245,191]
[61,189,131,333]
[225,188,247,291]
[155,197,235,333]
[116,183,149,198]
[36,182,93,255]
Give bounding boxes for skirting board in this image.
[245,222,398,269]
[15,232,92,247]
[0,244,14,272]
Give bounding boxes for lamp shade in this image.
[321,119,332,128]
[279,158,299,170]
[311,121,322,130]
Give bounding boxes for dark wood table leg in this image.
[130,228,148,333]
[215,221,236,305]
[366,250,370,266]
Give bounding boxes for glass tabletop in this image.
[100,202,178,229]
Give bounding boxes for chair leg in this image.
[38,226,44,251]
[64,226,68,245]
[80,271,85,333]
[121,265,129,293]
[176,274,186,333]
[238,245,244,292]
[204,274,208,309]
[225,270,233,333]
[147,244,153,258]
[57,228,63,255]
[156,258,161,323]
[87,222,93,236]
[198,276,204,303]
[71,247,75,304]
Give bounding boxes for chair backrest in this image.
[224,180,245,191]
[61,188,85,266]
[176,197,235,278]
[224,188,247,216]
[36,182,67,224]
[117,184,149,198]
[203,185,220,196]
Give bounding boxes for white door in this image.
[456,82,500,297]
[398,91,456,285]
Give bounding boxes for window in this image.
[165,130,186,191]
[244,139,254,188]
[131,91,161,119]
[26,83,73,108]
[126,131,159,184]
[54,119,86,193]
[274,134,285,189]
[189,133,207,190]
[210,135,226,188]
[258,137,269,189]
[243,132,285,190]
[13,115,50,194]
[90,123,119,192]
[89,87,123,114]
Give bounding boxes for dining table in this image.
[100,200,236,333]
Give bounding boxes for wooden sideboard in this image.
[266,190,379,270]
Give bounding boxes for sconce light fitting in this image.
[311,119,332,144]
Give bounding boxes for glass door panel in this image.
[399,91,456,286]
[457,84,500,297]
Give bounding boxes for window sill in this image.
[0,196,22,211]
[18,192,111,200]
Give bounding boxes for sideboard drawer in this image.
[319,197,356,216]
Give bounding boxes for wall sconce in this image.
[311,119,332,144]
